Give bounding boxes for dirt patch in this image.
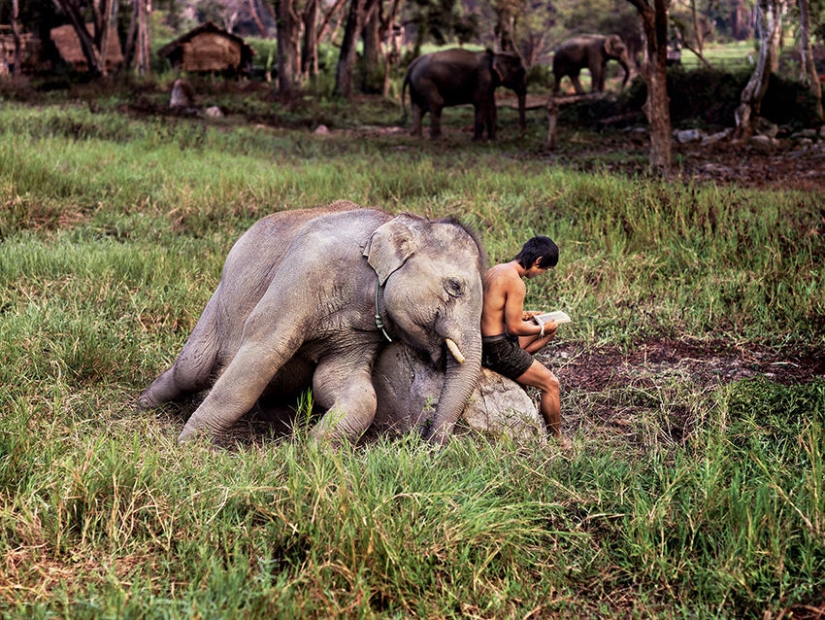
[547,338,825,392]
[537,339,825,441]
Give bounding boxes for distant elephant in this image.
[368,343,545,442]
[552,34,632,95]
[138,202,486,446]
[402,48,527,140]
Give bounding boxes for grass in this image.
[0,93,824,618]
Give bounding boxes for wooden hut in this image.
[50,23,123,72]
[157,22,254,74]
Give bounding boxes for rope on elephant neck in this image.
[374,279,392,342]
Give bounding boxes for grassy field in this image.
[1,95,824,618]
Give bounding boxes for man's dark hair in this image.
[514,236,559,269]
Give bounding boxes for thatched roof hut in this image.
[50,23,123,72]
[157,22,254,74]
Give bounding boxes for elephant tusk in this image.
[444,338,466,364]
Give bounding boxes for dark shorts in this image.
[481,334,534,381]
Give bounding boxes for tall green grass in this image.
[1,101,823,618]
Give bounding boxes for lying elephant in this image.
[139,202,486,445]
[368,343,544,442]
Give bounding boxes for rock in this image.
[701,129,733,146]
[204,106,223,118]
[170,78,194,109]
[791,128,817,140]
[314,124,330,134]
[750,134,779,152]
[674,129,703,143]
[755,117,779,138]
[369,343,544,442]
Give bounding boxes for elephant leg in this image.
[570,71,585,95]
[472,104,485,141]
[487,100,498,140]
[593,65,605,92]
[138,296,220,410]
[428,97,445,139]
[309,351,379,444]
[177,337,301,442]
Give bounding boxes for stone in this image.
[204,106,223,117]
[369,343,544,442]
[750,134,779,152]
[755,117,779,138]
[170,78,194,109]
[674,129,703,144]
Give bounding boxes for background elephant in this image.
[402,48,527,140]
[552,34,632,95]
[139,201,486,446]
[368,343,545,442]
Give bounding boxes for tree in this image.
[798,0,823,121]
[671,0,714,66]
[10,0,21,75]
[124,0,152,74]
[334,0,373,97]
[625,0,673,172]
[52,0,115,76]
[274,0,300,95]
[734,0,784,138]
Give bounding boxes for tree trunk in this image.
[11,0,21,75]
[798,0,823,121]
[275,0,301,95]
[627,0,673,173]
[734,0,783,138]
[380,0,403,96]
[301,0,320,79]
[334,0,369,98]
[136,0,152,75]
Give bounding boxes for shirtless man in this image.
[481,236,563,438]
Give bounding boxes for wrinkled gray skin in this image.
[552,34,631,95]
[368,343,545,442]
[138,202,486,445]
[402,48,527,140]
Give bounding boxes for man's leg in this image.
[519,332,556,354]
[516,360,561,436]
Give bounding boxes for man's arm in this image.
[503,278,544,337]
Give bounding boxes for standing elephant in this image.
[138,201,486,446]
[552,34,632,95]
[402,48,527,140]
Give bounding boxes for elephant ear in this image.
[604,35,622,56]
[363,214,422,284]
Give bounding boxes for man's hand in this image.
[522,310,542,321]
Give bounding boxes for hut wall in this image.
[180,33,241,72]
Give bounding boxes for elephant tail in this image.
[400,73,409,124]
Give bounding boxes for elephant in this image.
[402,48,527,141]
[552,34,632,96]
[138,201,487,446]
[368,342,545,442]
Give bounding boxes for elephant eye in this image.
[444,277,466,298]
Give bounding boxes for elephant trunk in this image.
[619,58,631,90]
[424,334,482,445]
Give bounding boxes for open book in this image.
[531,310,572,327]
